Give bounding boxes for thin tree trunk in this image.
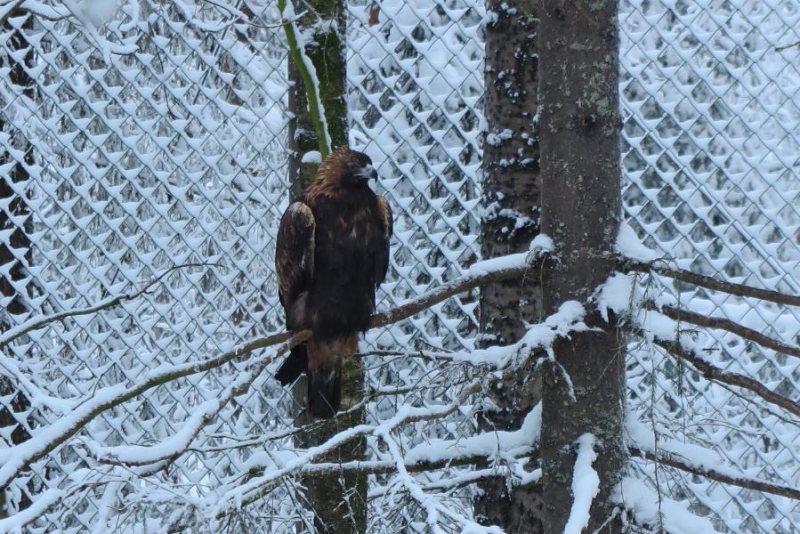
[294,370,367,534]
[474,1,543,531]
[284,1,367,532]
[538,0,624,532]
[287,0,349,198]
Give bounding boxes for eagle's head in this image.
[316,147,378,187]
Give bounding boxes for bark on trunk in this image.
[285,2,367,532]
[294,360,367,534]
[539,0,625,532]
[474,1,543,531]
[287,0,349,197]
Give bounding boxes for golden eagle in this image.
[275,147,392,418]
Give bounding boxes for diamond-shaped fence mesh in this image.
[0,0,797,532]
[621,1,800,532]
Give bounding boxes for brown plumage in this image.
[275,147,392,418]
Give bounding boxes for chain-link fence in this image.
[621,1,800,532]
[0,0,797,532]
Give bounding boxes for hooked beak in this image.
[358,164,378,181]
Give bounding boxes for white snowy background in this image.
[0,0,797,532]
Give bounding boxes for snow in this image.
[0,0,797,532]
[618,478,716,534]
[405,403,541,465]
[0,488,63,534]
[595,272,634,321]
[615,223,659,262]
[529,234,554,255]
[467,251,529,275]
[466,235,553,276]
[301,150,322,164]
[564,434,600,534]
[485,128,513,146]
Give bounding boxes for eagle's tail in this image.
[307,364,342,419]
[306,336,357,419]
[275,345,307,386]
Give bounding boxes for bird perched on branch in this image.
[274,147,392,419]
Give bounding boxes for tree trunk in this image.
[284,1,367,532]
[474,1,543,531]
[287,0,349,198]
[294,363,367,534]
[538,0,624,532]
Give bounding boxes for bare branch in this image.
[621,258,800,307]
[631,447,800,501]
[776,40,800,52]
[651,337,800,420]
[0,263,220,351]
[649,302,800,360]
[370,253,538,329]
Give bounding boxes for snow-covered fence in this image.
[620,2,800,532]
[0,0,797,532]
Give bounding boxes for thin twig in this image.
[84,338,295,470]
[0,262,220,351]
[776,41,800,52]
[650,302,800,360]
[632,447,800,501]
[650,336,800,420]
[621,258,800,307]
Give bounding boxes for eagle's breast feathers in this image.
[274,147,392,418]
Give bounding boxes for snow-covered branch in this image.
[370,251,538,330]
[0,330,308,490]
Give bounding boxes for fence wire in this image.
[620,1,800,532]
[0,0,797,532]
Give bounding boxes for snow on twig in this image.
[83,340,288,469]
[647,301,800,360]
[619,255,800,308]
[377,427,504,534]
[0,263,219,351]
[0,329,308,490]
[0,488,63,532]
[633,305,800,419]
